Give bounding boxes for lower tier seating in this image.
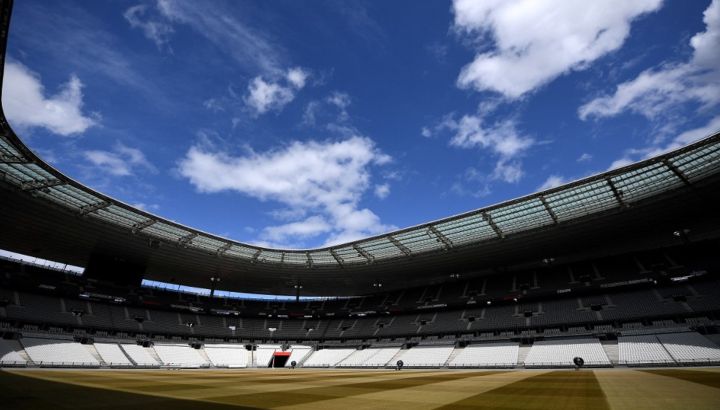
[524,338,611,367]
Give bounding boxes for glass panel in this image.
[332,245,370,264]
[611,163,682,203]
[394,229,444,253]
[545,180,617,222]
[488,198,553,235]
[433,214,496,245]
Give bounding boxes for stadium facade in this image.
[1,0,720,370]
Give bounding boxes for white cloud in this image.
[261,216,331,244]
[607,115,720,170]
[374,183,390,199]
[178,136,394,246]
[452,0,662,98]
[244,67,309,115]
[132,202,160,212]
[286,67,309,89]
[577,153,593,162]
[421,127,432,138]
[84,143,156,176]
[156,0,283,74]
[491,159,524,183]
[3,61,97,136]
[537,175,568,191]
[124,4,174,50]
[580,0,720,120]
[443,114,534,183]
[302,91,356,134]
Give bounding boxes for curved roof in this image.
[2,0,720,295]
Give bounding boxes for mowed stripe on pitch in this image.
[275,370,546,410]
[203,370,508,408]
[640,369,720,390]
[434,370,610,410]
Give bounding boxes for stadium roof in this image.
[1,0,720,296]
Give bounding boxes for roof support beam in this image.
[178,233,197,247]
[663,158,692,187]
[387,235,411,256]
[216,242,232,256]
[539,196,558,224]
[330,249,344,267]
[481,211,504,238]
[0,154,27,164]
[605,178,626,207]
[251,249,262,264]
[132,219,156,233]
[306,252,313,269]
[79,201,110,216]
[353,244,375,264]
[21,179,63,191]
[427,225,453,250]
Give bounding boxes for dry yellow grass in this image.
[1,368,719,409]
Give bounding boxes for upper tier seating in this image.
[448,342,519,368]
[524,338,611,367]
[21,337,99,366]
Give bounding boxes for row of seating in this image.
[3,281,717,339]
[619,332,720,365]
[3,332,719,368]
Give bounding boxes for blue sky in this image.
[3,0,719,249]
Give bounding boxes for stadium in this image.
[1,0,720,409]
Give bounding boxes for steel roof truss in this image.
[79,201,110,216]
[387,235,411,256]
[481,211,504,239]
[427,225,453,250]
[21,178,63,191]
[353,244,375,263]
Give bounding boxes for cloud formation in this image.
[3,61,97,136]
[579,0,720,121]
[452,0,662,98]
[124,4,174,50]
[244,67,309,115]
[178,136,394,247]
[84,143,157,176]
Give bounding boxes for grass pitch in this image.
[1,368,719,409]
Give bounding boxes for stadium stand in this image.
[448,342,519,368]
[524,338,611,368]
[302,348,355,367]
[618,335,674,366]
[656,332,720,364]
[285,345,312,367]
[152,343,208,367]
[119,344,160,366]
[336,346,402,367]
[0,339,26,366]
[94,342,133,367]
[255,344,280,367]
[395,345,455,367]
[21,337,99,367]
[204,344,249,368]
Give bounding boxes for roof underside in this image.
[1,0,720,295]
